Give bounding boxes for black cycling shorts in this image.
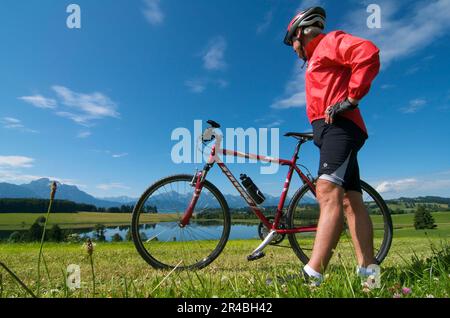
[312,118,367,193]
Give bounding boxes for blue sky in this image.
[1,0,450,200]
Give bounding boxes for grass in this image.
[0,236,448,298]
[0,211,448,298]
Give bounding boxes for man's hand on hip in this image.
[325,98,359,124]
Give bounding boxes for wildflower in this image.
[50,289,59,295]
[362,284,371,294]
[50,181,57,200]
[393,293,402,298]
[402,287,412,295]
[84,239,95,256]
[426,294,434,298]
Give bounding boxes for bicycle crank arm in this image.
[247,230,277,261]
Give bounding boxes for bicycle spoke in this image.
[132,175,230,269]
[288,181,392,266]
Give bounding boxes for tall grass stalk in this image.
[37,181,57,297]
[86,239,96,297]
[42,253,51,282]
[123,276,128,298]
[61,268,68,298]
[337,253,355,297]
[0,261,37,298]
[150,260,183,295]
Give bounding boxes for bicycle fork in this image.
[179,163,214,228]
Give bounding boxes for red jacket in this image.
[304,31,380,135]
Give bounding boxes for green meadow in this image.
[0,212,449,298]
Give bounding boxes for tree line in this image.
[0,198,160,214]
[4,216,136,243]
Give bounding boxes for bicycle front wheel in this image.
[287,180,393,266]
[131,174,231,270]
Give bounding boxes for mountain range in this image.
[0,178,294,209]
[2,179,448,210]
[0,179,130,208]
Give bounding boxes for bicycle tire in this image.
[131,174,231,270]
[287,180,393,266]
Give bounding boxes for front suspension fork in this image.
[179,163,214,227]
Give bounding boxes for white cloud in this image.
[112,153,128,158]
[1,117,23,129]
[0,156,34,168]
[185,78,228,94]
[203,37,227,71]
[266,120,285,128]
[272,62,307,109]
[97,183,130,191]
[256,10,273,34]
[376,178,419,194]
[185,79,207,94]
[215,79,229,89]
[1,117,39,133]
[18,95,57,109]
[0,169,82,187]
[2,117,21,125]
[272,92,306,109]
[77,131,92,138]
[343,0,450,67]
[400,99,427,114]
[142,0,164,25]
[52,85,119,125]
[373,171,450,199]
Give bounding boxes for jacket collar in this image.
[305,33,326,60]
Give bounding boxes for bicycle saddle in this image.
[207,120,221,128]
[284,132,314,141]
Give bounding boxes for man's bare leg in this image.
[307,179,345,273]
[343,191,375,267]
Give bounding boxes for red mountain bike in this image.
[131,120,393,270]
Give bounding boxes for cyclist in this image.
[283,7,380,285]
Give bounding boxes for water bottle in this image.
[240,174,266,205]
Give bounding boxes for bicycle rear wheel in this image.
[131,174,231,270]
[287,180,393,266]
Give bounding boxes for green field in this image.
[0,212,179,231]
[0,237,449,298]
[0,212,448,298]
[0,211,449,232]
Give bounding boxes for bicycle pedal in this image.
[247,251,266,262]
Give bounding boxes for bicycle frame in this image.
[180,135,318,235]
